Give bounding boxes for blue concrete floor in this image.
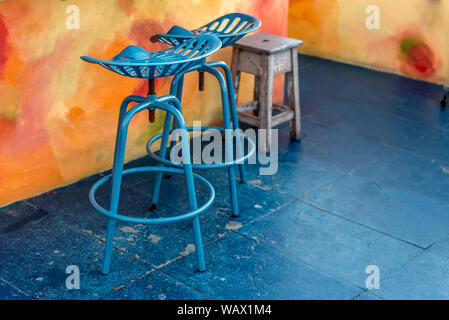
[1,55,448,300]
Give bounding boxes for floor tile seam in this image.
[155,269,213,300]
[297,199,428,250]
[230,232,364,293]
[0,277,34,300]
[97,269,158,300]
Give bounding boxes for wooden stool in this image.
[231,32,303,152]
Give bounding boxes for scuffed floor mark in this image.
[225,221,243,231]
[247,179,274,191]
[218,207,231,215]
[440,166,449,174]
[180,243,196,256]
[113,284,125,291]
[120,226,139,234]
[302,190,311,197]
[248,179,262,185]
[149,234,162,243]
[114,236,134,241]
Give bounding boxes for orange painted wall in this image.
[288,0,448,84]
[0,0,288,207]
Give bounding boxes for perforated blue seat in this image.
[81,34,221,78]
[150,13,261,48]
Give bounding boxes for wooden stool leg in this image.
[259,55,274,153]
[231,47,241,106]
[253,76,260,116]
[289,47,301,140]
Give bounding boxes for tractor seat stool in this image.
[231,32,303,153]
[80,34,221,274]
[149,13,260,219]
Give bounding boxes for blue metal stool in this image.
[81,35,221,274]
[149,13,260,218]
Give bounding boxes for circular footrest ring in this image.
[147,126,256,170]
[89,166,215,225]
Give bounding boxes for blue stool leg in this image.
[184,158,205,271]
[103,97,133,274]
[211,61,247,184]
[150,76,183,209]
[176,74,184,101]
[191,216,205,271]
[170,75,184,150]
[103,218,116,274]
[171,100,205,271]
[202,65,239,217]
[150,111,173,210]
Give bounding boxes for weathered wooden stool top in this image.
[233,32,303,54]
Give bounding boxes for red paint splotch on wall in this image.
[129,19,166,49]
[398,32,437,78]
[0,15,10,75]
[128,18,172,97]
[250,0,287,35]
[236,0,290,104]
[118,0,137,17]
[0,15,17,150]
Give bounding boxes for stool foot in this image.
[192,216,206,272]
[149,203,157,212]
[102,218,117,275]
[232,213,240,218]
[441,95,447,108]
[238,165,246,184]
